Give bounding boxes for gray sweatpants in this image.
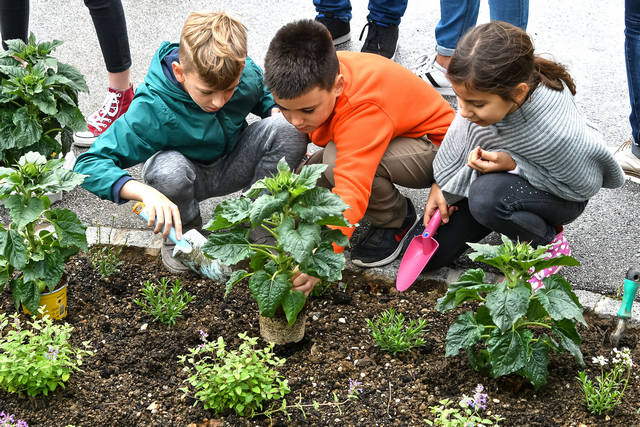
[142,114,307,224]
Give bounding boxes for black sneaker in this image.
[350,198,420,267]
[315,13,351,45]
[359,21,399,59]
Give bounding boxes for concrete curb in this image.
[85,226,640,329]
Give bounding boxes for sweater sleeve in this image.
[246,60,277,118]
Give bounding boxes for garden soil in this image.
[1,248,639,426]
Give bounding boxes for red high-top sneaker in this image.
[73,85,134,147]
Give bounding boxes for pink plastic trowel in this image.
[395,210,442,292]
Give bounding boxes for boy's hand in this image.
[424,182,457,225]
[467,147,516,173]
[291,271,320,296]
[121,180,183,239]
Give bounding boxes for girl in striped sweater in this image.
[423,21,624,289]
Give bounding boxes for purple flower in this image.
[0,411,28,427]
[348,378,363,396]
[44,345,59,361]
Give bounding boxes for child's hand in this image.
[120,180,183,239]
[424,183,457,225]
[467,147,516,173]
[291,270,320,296]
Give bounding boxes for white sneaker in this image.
[613,140,640,179]
[413,54,455,96]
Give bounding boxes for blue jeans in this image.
[435,0,529,56]
[626,0,640,155]
[313,0,408,26]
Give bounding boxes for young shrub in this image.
[425,384,504,426]
[0,310,93,397]
[178,332,290,417]
[88,224,124,278]
[0,152,87,313]
[134,277,194,326]
[437,235,583,389]
[203,158,350,326]
[578,347,633,415]
[0,33,88,165]
[366,308,428,355]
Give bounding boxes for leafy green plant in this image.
[88,223,124,278]
[0,33,88,165]
[437,235,584,389]
[366,308,428,355]
[578,347,633,415]
[178,332,290,416]
[425,384,504,426]
[0,152,87,313]
[203,158,350,326]
[134,277,194,326]
[0,309,93,397]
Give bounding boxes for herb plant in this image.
[0,411,28,427]
[134,277,194,326]
[88,224,124,278]
[203,158,349,325]
[577,347,633,415]
[0,33,88,165]
[0,310,93,397]
[0,152,87,313]
[366,308,428,355]
[178,332,290,416]
[437,235,583,389]
[425,384,504,426]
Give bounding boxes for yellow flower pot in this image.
[22,282,68,320]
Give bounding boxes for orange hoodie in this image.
[309,51,455,240]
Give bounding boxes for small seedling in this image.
[425,384,504,426]
[578,347,633,415]
[88,223,124,278]
[134,278,194,326]
[366,308,428,355]
[309,279,333,298]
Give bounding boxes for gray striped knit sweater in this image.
[433,84,625,203]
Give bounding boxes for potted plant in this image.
[0,33,88,166]
[0,151,87,318]
[203,158,350,344]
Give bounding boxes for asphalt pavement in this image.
[2,0,639,296]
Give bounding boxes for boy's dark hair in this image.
[264,19,339,99]
[448,21,576,103]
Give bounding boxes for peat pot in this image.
[22,274,68,320]
[259,312,306,345]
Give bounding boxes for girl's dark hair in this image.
[447,21,576,102]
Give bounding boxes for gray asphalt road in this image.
[3,0,638,294]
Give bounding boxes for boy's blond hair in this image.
[179,11,247,89]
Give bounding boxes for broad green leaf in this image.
[292,187,349,224]
[299,246,345,282]
[475,305,494,326]
[536,286,585,326]
[203,230,253,265]
[320,228,350,248]
[11,106,42,149]
[249,251,270,272]
[291,164,327,197]
[467,348,491,376]
[55,102,86,131]
[552,319,584,367]
[3,229,28,269]
[525,297,548,322]
[486,281,530,332]
[205,198,252,231]
[248,271,291,317]
[249,191,289,227]
[31,89,57,115]
[530,255,580,274]
[45,208,87,252]
[454,284,497,306]
[225,269,250,298]
[467,241,502,262]
[519,339,549,389]
[31,167,85,194]
[282,290,306,325]
[445,311,483,357]
[56,62,89,93]
[543,274,583,309]
[277,217,321,264]
[487,328,530,377]
[21,251,64,289]
[10,276,39,313]
[3,194,45,229]
[437,268,486,312]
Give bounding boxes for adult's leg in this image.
[0,0,29,50]
[367,0,408,26]
[434,0,480,57]
[468,173,587,247]
[626,0,640,157]
[83,0,131,76]
[313,0,352,21]
[488,0,529,30]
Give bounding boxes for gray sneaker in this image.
[160,215,202,274]
[613,140,640,178]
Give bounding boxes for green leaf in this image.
[277,217,321,264]
[531,255,580,274]
[475,305,494,326]
[282,290,306,325]
[31,89,57,115]
[2,229,28,269]
[225,269,250,298]
[525,297,548,322]
[445,311,483,357]
[56,62,89,93]
[249,191,289,227]
[453,284,497,306]
[3,194,45,229]
[536,285,585,326]
[55,101,86,131]
[519,339,549,389]
[202,230,253,265]
[467,348,491,376]
[21,251,64,289]
[292,187,349,224]
[299,246,345,282]
[293,163,327,192]
[12,106,42,149]
[552,319,584,366]
[487,328,530,377]
[204,198,252,231]
[543,274,583,309]
[248,271,291,317]
[486,281,530,332]
[31,167,85,194]
[45,208,88,252]
[437,268,486,312]
[10,276,39,313]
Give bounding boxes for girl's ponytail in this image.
[534,57,576,95]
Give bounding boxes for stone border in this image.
[86,226,640,329]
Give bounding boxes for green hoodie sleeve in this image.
[246,58,277,118]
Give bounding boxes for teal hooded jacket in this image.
[74,42,276,201]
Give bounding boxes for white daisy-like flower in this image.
[592,355,608,366]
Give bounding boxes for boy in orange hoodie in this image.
[264,19,454,293]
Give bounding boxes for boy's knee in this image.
[143,151,195,195]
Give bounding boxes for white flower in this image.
[592,355,608,366]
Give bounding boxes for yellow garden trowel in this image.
[133,202,230,282]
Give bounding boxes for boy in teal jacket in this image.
[74,11,307,273]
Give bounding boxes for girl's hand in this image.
[424,183,457,225]
[291,271,320,296]
[467,147,516,173]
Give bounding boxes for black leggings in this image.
[425,173,588,271]
[0,0,131,73]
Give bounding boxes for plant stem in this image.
[44,128,63,135]
[522,322,552,329]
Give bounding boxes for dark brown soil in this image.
[2,248,639,426]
